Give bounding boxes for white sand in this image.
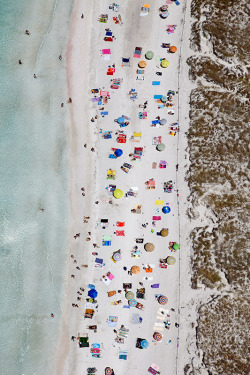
[55,1,196,374]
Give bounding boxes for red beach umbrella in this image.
[153,332,163,341]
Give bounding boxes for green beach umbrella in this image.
[173,243,180,250]
[145,51,154,60]
[113,189,123,199]
[125,291,135,300]
[156,143,165,151]
[161,59,169,68]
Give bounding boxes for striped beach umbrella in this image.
[153,332,163,341]
[158,295,168,305]
[105,368,113,375]
[128,299,137,307]
[125,291,134,300]
[112,252,122,261]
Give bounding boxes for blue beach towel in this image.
[101,111,108,116]
[154,95,162,99]
[152,81,160,85]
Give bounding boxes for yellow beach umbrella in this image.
[113,189,123,199]
[161,59,169,68]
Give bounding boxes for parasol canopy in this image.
[162,206,171,214]
[117,116,125,124]
[160,11,169,18]
[161,96,167,103]
[159,118,167,125]
[160,229,169,237]
[112,252,122,261]
[105,368,113,375]
[113,189,123,199]
[160,5,168,11]
[173,243,180,250]
[167,256,176,265]
[114,149,123,157]
[170,46,177,53]
[156,143,165,151]
[161,59,169,68]
[158,295,168,305]
[129,299,137,307]
[145,51,154,60]
[144,242,155,252]
[141,339,149,348]
[88,289,98,298]
[125,291,135,300]
[138,60,147,68]
[153,332,163,341]
[131,265,141,274]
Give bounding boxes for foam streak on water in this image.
[0,0,74,374]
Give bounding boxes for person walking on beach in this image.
[19,60,22,65]
[33,74,37,79]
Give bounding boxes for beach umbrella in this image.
[153,332,163,341]
[160,11,169,18]
[144,242,155,252]
[138,60,147,68]
[167,256,176,265]
[125,291,135,300]
[117,116,125,124]
[160,5,168,11]
[113,189,123,199]
[141,339,149,349]
[162,206,171,214]
[105,368,113,375]
[173,243,180,250]
[145,51,154,60]
[158,295,168,305]
[170,46,177,53]
[159,118,167,125]
[131,265,140,274]
[161,96,167,103]
[114,149,123,157]
[88,289,98,298]
[113,252,122,261]
[156,143,165,151]
[129,299,137,307]
[160,229,169,237]
[161,59,169,68]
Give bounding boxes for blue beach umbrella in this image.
[114,149,123,157]
[141,339,149,349]
[117,116,125,124]
[88,289,98,298]
[162,206,171,214]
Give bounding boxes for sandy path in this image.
[55,1,191,374]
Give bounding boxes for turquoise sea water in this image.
[0,0,74,373]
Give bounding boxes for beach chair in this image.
[121,57,130,67]
[134,47,142,58]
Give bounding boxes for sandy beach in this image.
[55,1,193,374]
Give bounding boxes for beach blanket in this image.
[152,81,160,85]
[116,221,125,227]
[154,95,162,99]
[155,200,163,205]
[108,316,118,327]
[116,230,125,236]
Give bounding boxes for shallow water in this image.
[0,0,74,373]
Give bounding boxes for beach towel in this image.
[154,95,162,99]
[152,216,161,220]
[155,200,163,205]
[116,230,125,236]
[102,49,111,54]
[108,316,118,327]
[152,81,160,85]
